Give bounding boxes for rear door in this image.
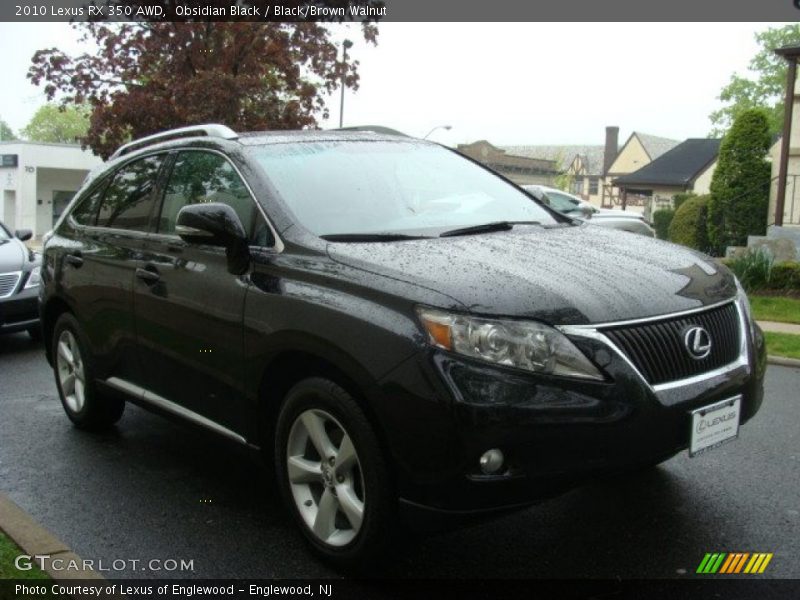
[133,149,265,436]
[59,154,165,386]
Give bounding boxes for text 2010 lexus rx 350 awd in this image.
[40,125,766,568]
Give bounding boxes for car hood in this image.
[326,224,737,325]
[0,239,26,272]
[593,208,643,219]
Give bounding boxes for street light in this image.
[339,39,353,128]
[423,125,452,139]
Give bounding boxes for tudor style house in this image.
[769,43,800,254]
[504,127,680,210]
[613,138,722,217]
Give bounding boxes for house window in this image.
[588,177,599,195]
[571,178,584,195]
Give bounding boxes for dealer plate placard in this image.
[689,396,741,457]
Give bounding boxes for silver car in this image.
[523,185,655,237]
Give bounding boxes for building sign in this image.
[1,154,18,167]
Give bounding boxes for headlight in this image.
[23,266,41,289]
[417,307,604,381]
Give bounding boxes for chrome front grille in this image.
[600,302,742,386]
[0,271,22,298]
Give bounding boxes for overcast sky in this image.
[0,22,785,149]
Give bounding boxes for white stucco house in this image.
[0,142,102,238]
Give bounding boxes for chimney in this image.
[603,126,619,175]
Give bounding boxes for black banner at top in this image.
[1,0,800,22]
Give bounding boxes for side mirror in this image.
[580,205,594,219]
[175,203,247,247]
[15,229,33,242]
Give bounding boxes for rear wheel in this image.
[275,377,395,570]
[53,313,124,431]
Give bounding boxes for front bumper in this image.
[376,302,766,517]
[0,284,40,334]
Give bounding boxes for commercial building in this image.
[1,142,101,238]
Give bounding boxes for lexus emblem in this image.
[684,326,712,360]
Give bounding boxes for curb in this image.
[0,493,105,584]
[767,355,800,368]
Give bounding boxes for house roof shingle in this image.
[503,132,679,177]
[502,144,606,175]
[613,138,721,187]
[635,132,681,161]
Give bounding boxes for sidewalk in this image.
[0,494,103,582]
[758,320,800,335]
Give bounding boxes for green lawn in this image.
[764,332,800,360]
[750,295,800,325]
[0,531,48,580]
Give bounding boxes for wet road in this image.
[0,332,798,579]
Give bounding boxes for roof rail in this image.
[109,124,239,160]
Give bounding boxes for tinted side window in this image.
[159,152,256,239]
[96,155,163,230]
[70,180,109,226]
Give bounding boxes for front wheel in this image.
[52,313,124,431]
[274,377,395,570]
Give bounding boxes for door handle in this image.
[64,254,83,268]
[135,267,160,284]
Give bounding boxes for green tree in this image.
[552,151,574,192]
[710,24,800,136]
[707,109,771,255]
[21,104,89,143]
[0,118,17,141]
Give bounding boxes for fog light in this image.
[479,449,504,474]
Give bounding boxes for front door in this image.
[134,150,263,436]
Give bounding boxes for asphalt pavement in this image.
[0,331,798,579]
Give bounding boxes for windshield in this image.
[543,191,581,212]
[250,140,558,236]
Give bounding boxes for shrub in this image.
[707,109,771,255]
[669,195,711,252]
[770,261,800,290]
[725,248,775,291]
[652,208,675,240]
[672,192,696,210]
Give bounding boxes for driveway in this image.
[0,331,798,579]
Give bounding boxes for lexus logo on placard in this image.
[684,326,712,360]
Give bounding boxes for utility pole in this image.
[339,39,353,128]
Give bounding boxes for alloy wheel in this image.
[286,409,365,547]
[56,330,86,413]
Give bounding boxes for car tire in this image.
[274,377,395,571]
[52,313,124,431]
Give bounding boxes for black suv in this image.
[41,125,766,567]
[1,221,41,339]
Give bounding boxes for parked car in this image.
[41,125,765,569]
[523,184,656,237]
[0,221,42,339]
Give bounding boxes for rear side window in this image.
[158,151,257,239]
[96,155,163,231]
[70,180,109,226]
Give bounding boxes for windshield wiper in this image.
[320,233,431,242]
[439,221,541,238]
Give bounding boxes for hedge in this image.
[668,195,710,252]
[721,255,800,292]
[652,208,675,240]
